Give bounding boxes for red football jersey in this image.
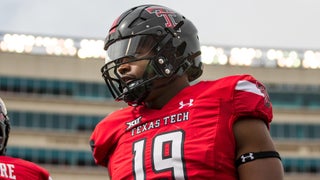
[90,74,273,180]
[0,156,52,180]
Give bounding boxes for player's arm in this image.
[233,118,284,180]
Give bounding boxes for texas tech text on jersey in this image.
[128,111,190,136]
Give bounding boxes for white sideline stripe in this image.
[235,80,265,97]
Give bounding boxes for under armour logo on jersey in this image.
[145,7,177,27]
[240,152,255,163]
[179,99,194,109]
[126,116,142,130]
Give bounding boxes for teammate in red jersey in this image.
[90,4,284,180]
[0,97,52,180]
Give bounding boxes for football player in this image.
[0,97,52,180]
[90,4,284,180]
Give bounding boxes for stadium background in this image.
[0,31,319,180]
[1,1,320,180]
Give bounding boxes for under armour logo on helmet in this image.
[145,7,177,27]
[179,99,194,109]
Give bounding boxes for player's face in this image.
[116,58,150,83]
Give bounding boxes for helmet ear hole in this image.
[176,42,186,57]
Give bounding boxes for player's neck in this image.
[144,76,190,109]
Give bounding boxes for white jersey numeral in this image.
[132,130,187,180]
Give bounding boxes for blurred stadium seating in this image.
[0,32,319,180]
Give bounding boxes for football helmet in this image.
[101,4,203,105]
[0,97,10,155]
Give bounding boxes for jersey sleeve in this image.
[35,164,51,180]
[232,74,273,126]
[23,158,52,179]
[90,113,123,167]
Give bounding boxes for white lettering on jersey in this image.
[0,163,16,179]
[131,112,190,136]
[235,80,265,97]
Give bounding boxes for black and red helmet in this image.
[101,4,203,105]
[0,98,10,155]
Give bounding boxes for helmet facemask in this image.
[101,35,165,106]
[101,57,160,106]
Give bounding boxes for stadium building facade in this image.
[0,33,319,180]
